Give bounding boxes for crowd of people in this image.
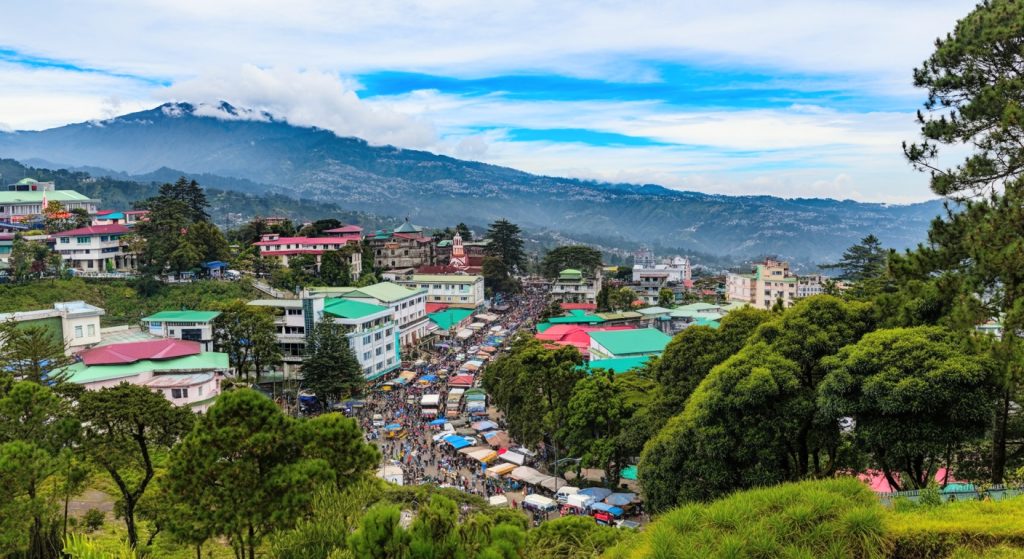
[354,285,550,506]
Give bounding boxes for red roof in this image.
[560,303,597,311]
[56,224,130,237]
[425,303,450,313]
[260,249,328,256]
[95,209,117,216]
[536,325,636,354]
[449,374,475,387]
[323,225,363,234]
[253,236,357,247]
[80,339,202,366]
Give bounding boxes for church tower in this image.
[449,232,468,269]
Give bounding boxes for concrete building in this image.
[249,299,307,374]
[632,255,691,284]
[53,224,137,274]
[726,259,798,309]
[307,282,429,347]
[0,179,99,224]
[387,273,486,309]
[141,310,221,352]
[550,268,603,305]
[366,221,435,270]
[252,233,362,279]
[61,339,227,412]
[0,300,105,353]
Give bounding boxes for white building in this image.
[54,224,137,274]
[0,180,99,223]
[726,259,798,309]
[549,269,602,305]
[386,273,485,309]
[306,282,429,347]
[141,310,221,352]
[632,255,691,284]
[248,299,308,375]
[0,300,105,354]
[252,233,363,280]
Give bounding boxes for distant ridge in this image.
[0,102,944,265]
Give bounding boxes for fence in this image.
[877,484,1023,506]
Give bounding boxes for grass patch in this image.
[605,479,1024,559]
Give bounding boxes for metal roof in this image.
[142,310,221,323]
[589,328,671,356]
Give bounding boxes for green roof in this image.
[323,298,390,320]
[437,240,452,247]
[559,269,583,280]
[695,318,721,329]
[549,310,605,324]
[594,311,642,321]
[142,310,221,323]
[0,190,92,204]
[675,302,723,312]
[721,301,750,312]
[620,465,639,481]
[589,328,671,356]
[428,308,474,330]
[346,282,423,302]
[588,355,652,374]
[16,178,38,185]
[249,299,304,308]
[536,321,553,333]
[394,221,423,233]
[63,352,229,384]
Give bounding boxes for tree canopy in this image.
[541,245,602,278]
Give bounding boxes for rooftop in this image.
[428,308,474,330]
[548,310,606,325]
[345,281,424,302]
[56,224,130,237]
[79,339,202,366]
[637,306,672,316]
[589,328,672,356]
[588,355,652,374]
[400,274,482,284]
[248,299,304,309]
[253,236,356,246]
[142,310,221,323]
[0,190,92,204]
[63,352,229,384]
[323,298,391,320]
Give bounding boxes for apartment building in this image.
[386,272,486,309]
[306,282,429,347]
[0,300,105,353]
[53,224,137,273]
[549,268,603,305]
[726,259,798,309]
[141,310,221,352]
[253,233,362,279]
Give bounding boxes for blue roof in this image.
[590,502,624,516]
[203,261,229,269]
[443,435,472,449]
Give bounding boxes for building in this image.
[0,300,105,353]
[249,295,401,381]
[366,221,435,270]
[386,273,486,309]
[306,282,429,347]
[252,233,362,279]
[632,255,691,284]
[588,328,672,361]
[535,324,636,357]
[549,268,603,305]
[53,224,137,274]
[61,339,227,412]
[141,310,221,351]
[0,179,99,224]
[726,258,798,309]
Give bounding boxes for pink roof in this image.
[449,374,475,386]
[80,339,202,366]
[536,325,636,354]
[323,225,363,234]
[96,209,116,216]
[57,224,130,237]
[425,303,449,313]
[253,236,356,247]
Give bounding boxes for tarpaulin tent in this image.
[420,408,438,416]
[443,435,472,450]
[510,466,552,486]
[590,502,624,517]
[579,487,613,501]
[384,423,402,431]
[472,420,498,431]
[420,394,441,407]
[488,494,509,507]
[469,322,487,331]
[486,463,516,477]
[501,451,526,466]
[539,477,569,492]
[484,432,511,448]
[522,494,557,511]
[420,374,438,382]
[620,465,638,481]
[449,419,468,427]
[465,448,499,463]
[429,418,448,426]
[456,329,474,340]
[604,493,637,507]
[450,375,475,387]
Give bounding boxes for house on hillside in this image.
[0,301,105,354]
[365,221,435,270]
[549,268,602,305]
[53,224,138,274]
[253,233,362,279]
[141,310,221,351]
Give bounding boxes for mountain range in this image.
[0,102,944,267]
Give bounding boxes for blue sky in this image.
[0,0,979,202]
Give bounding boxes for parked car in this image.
[372,414,385,428]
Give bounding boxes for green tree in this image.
[608,287,636,311]
[408,494,460,559]
[484,219,526,272]
[819,327,997,490]
[212,300,281,383]
[455,222,473,241]
[76,384,194,548]
[541,245,603,279]
[657,288,675,308]
[348,504,409,559]
[302,317,364,404]
[134,198,192,274]
[0,322,73,385]
[562,372,627,487]
[300,413,379,490]
[482,256,519,295]
[320,249,354,287]
[9,238,60,282]
[165,389,336,559]
[154,177,210,222]
[0,440,60,558]
[595,285,611,312]
[185,220,229,264]
[819,234,887,282]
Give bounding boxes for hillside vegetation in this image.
[604,479,1024,559]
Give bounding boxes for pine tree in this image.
[484,219,526,272]
[819,234,886,281]
[301,318,364,404]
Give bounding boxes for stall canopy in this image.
[510,466,552,486]
[486,463,516,477]
[620,465,638,481]
[539,477,570,492]
[420,374,438,382]
[472,420,498,432]
[455,329,474,340]
[523,494,557,509]
[605,493,637,507]
[483,431,511,448]
[384,423,402,432]
[590,502,624,516]
[462,447,499,463]
[429,418,448,426]
[450,375,475,387]
[476,313,499,322]
[488,495,509,507]
[420,394,441,407]
[579,487,613,501]
[442,435,472,450]
[469,322,487,331]
[398,370,416,382]
[501,451,527,466]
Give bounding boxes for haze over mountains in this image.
[0,102,943,266]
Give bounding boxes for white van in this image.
[372,414,385,428]
[555,486,580,504]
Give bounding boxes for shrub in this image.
[83,509,105,532]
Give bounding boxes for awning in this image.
[510,466,552,486]
[442,435,472,449]
[501,451,526,466]
[429,418,448,426]
[486,463,516,477]
[539,477,569,492]
[578,487,612,501]
[472,420,498,432]
[456,329,474,340]
[590,502,624,516]
[450,374,475,387]
[605,493,638,507]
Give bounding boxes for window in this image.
[375,347,382,356]
[171,388,189,399]
[60,237,70,244]
[74,325,83,338]
[198,386,203,397]
[363,335,371,344]
[287,308,303,316]
[87,324,95,336]
[385,328,393,336]
[386,343,393,351]
[77,237,90,244]
[363,351,371,360]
